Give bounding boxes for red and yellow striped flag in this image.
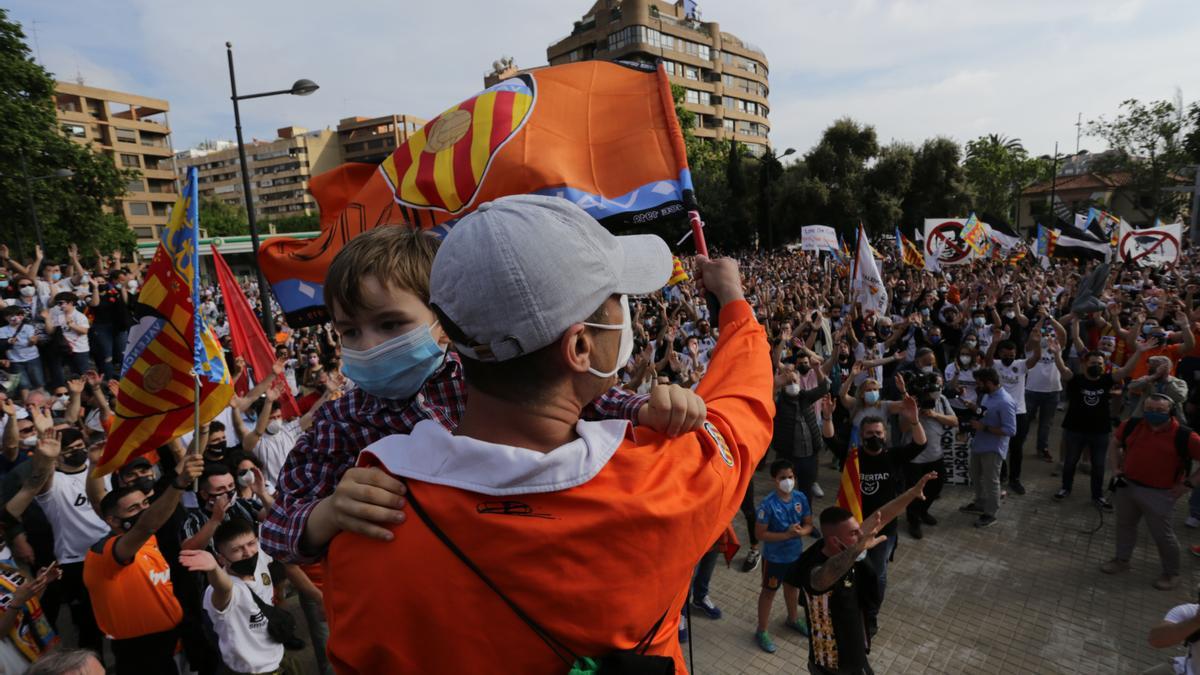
[836,446,865,523]
[96,169,232,475]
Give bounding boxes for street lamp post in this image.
[225,41,318,337]
[15,149,74,254]
[757,147,795,250]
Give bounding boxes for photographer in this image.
[900,365,957,540]
[1143,595,1200,675]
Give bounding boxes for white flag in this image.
[851,224,888,316]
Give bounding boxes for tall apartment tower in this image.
[546,0,771,156]
[53,82,176,240]
[174,127,343,226]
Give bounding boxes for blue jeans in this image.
[10,358,44,391]
[1062,430,1109,500]
[90,324,126,379]
[1024,390,1059,453]
[691,548,720,601]
[1189,484,1200,520]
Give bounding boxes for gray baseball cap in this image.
[431,194,671,362]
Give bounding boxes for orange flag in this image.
[259,60,693,326]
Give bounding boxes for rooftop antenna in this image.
[30,20,43,63]
[74,57,84,85]
[1075,112,1082,154]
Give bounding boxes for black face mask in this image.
[229,553,258,578]
[1000,357,1015,366]
[862,436,885,453]
[1086,365,1103,378]
[204,446,226,461]
[61,450,87,468]
[796,364,812,375]
[132,476,155,496]
[120,509,143,532]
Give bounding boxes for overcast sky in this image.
[10,0,1200,162]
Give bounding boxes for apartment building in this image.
[546,0,771,155]
[175,127,342,224]
[336,114,426,165]
[53,82,177,240]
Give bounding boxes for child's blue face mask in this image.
[340,323,445,400]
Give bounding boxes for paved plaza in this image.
[684,421,1196,675]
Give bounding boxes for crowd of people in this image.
[0,209,1199,674]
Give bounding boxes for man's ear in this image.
[559,324,592,375]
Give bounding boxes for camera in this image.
[902,370,941,408]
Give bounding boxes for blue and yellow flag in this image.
[96,167,233,475]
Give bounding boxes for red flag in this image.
[211,245,301,420]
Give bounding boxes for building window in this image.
[128,202,150,216]
[723,119,734,131]
[120,153,141,168]
[684,89,710,106]
[125,179,144,193]
[684,66,699,81]
[115,128,138,144]
[62,124,86,138]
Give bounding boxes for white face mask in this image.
[266,419,282,435]
[18,286,35,298]
[784,383,801,396]
[855,549,868,563]
[237,469,255,487]
[959,355,972,366]
[778,478,795,494]
[582,295,633,379]
[19,436,37,449]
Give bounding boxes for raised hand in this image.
[36,429,60,461]
[820,393,836,417]
[66,378,85,396]
[28,406,52,435]
[178,550,220,573]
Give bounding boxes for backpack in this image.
[1120,417,1193,480]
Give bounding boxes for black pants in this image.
[111,628,180,675]
[1002,412,1029,483]
[905,460,944,524]
[57,561,103,652]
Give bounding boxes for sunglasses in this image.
[17,284,32,289]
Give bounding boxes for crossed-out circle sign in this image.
[925,221,971,263]
[1119,229,1179,265]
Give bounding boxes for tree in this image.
[863,142,916,233]
[267,214,320,234]
[903,137,970,228]
[0,10,135,261]
[198,199,248,237]
[1088,98,1194,222]
[801,117,879,232]
[963,134,1040,224]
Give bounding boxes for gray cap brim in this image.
[614,234,673,296]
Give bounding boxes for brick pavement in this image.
[684,421,1198,675]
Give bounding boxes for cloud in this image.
[8,0,1200,164]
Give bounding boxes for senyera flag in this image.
[96,167,233,475]
[259,59,696,326]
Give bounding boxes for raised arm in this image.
[179,550,234,611]
[113,455,205,565]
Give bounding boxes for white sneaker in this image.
[812,483,825,498]
[1187,516,1200,529]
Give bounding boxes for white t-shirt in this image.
[1164,603,1199,675]
[996,360,1029,414]
[1025,351,1063,393]
[944,362,977,409]
[254,420,301,489]
[34,469,111,564]
[49,307,89,353]
[203,552,282,674]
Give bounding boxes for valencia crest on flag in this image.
[259,60,696,326]
[95,168,233,476]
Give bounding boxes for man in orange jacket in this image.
[324,194,774,673]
